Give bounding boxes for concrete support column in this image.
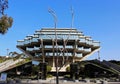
[63,40,65,64]
[73,40,77,63]
[41,39,45,63]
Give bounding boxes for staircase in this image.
[89,59,120,74]
[0,58,24,72]
[102,60,120,73]
[51,62,70,72]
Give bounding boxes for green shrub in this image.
[66,66,70,72]
[47,66,52,72]
[47,74,53,78]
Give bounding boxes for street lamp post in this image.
[6,48,9,56]
[48,8,59,84]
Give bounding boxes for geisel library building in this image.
[17,28,100,73]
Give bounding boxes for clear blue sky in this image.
[0,0,120,61]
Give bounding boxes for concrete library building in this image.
[17,28,100,73]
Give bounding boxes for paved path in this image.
[0,77,120,84]
[20,79,120,84]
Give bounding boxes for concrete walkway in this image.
[20,77,120,84]
[0,77,120,84]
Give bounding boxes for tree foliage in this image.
[0,15,13,34]
[0,0,8,15]
[0,0,13,35]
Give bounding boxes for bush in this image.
[66,66,70,72]
[47,66,52,72]
[47,74,53,78]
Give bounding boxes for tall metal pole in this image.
[6,48,9,56]
[48,8,59,84]
[71,6,74,29]
[98,51,100,61]
[71,7,75,63]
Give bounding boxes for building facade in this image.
[17,28,100,72]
